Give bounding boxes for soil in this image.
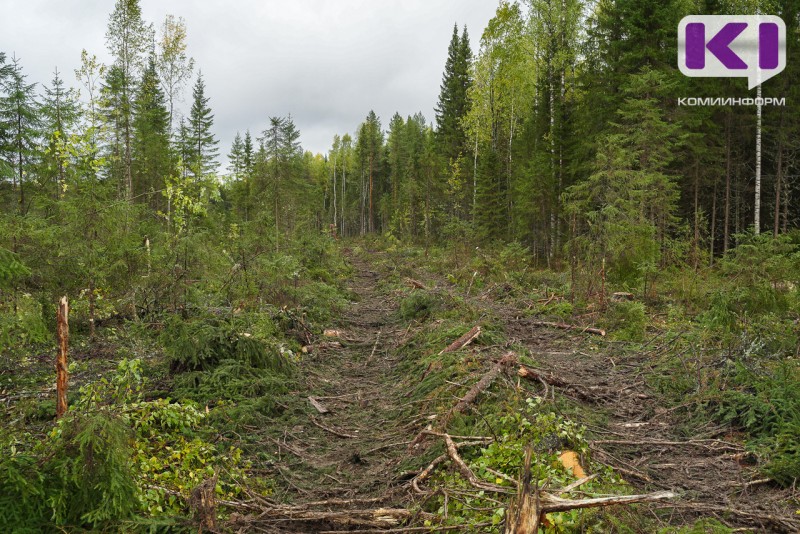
[230,250,800,533]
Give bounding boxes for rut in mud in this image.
[229,250,799,533]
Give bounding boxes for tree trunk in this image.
[774,111,784,237]
[724,116,731,254]
[754,84,762,234]
[56,297,69,419]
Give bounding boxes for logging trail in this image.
[228,248,799,533]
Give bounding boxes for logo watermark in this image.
[678,15,786,89]
[678,97,785,106]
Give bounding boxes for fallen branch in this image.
[539,490,677,513]
[411,435,495,494]
[439,326,481,355]
[442,433,511,494]
[308,396,330,414]
[505,447,677,533]
[411,354,516,449]
[517,365,598,403]
[446,352,517,421]
[529,320,606,337]
[310,416,357,439]
[405,278,427,290]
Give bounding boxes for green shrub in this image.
[48,411,139,527]
[712,359,800,486]
[606,300,647,341]
[163,316,292,374]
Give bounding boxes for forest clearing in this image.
[2,0,800,532]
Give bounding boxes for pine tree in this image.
[132,54,172,207]
[259,116,302,250]
[186,73,219,179]
[355,111,382,234]
[243,130,254,178]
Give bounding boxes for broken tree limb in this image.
[505,444,677,533]
[505,446,540,534]
[538,490,677,513]
[443,352,517,424]
[411,435,495,494]
[439,325,481,355]
[56,296,69,419]
[310,416,358,439]
[308,396,330,414]
[529,320,606,337]
[517,365,597,403]
[442,433,510,494]
[411,353,516,449]
[405,278,427,290]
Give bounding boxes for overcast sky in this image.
[2,0,500,170]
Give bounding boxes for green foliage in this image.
[427,397,612,530]
[0,247,29,288]
[163,315,292,374]
[605,300,647,341]
[712,359,800,486]
[399,290,440,321]
[48,410,139,527]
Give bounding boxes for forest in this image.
[1,0,799,532]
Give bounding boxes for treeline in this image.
[296,0,800,283]
[0,0,328,345]
[3,0,800,333]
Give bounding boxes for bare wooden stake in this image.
[56,296,69,419]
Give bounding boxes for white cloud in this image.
[2,0,499,166]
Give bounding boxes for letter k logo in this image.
[686,22,748,69]
[678,15,786,89]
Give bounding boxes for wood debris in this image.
[439,325,481,355]
[308,396,330,414]
[529,320,606,336]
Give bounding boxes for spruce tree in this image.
[435,24,472,164]
[41,68,80,199]
[228,131,244,180]
[132,54,171,207]
[0,56,40,214]
[186,73,219,179]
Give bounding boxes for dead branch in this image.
[559,474,597,494]
[411,435,495,494]
[310,416,358,439]
[308,396,330,414]
[517,365,598,403]
[439,326,481,355]
[411,354,516,449]
[529,320,606,337]
[405,278,427,290]
[591,438,742,452]
[445,352,517,421]
[440,433,511,494]
[538,490,677,513]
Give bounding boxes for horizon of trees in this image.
[2,0,799,319]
